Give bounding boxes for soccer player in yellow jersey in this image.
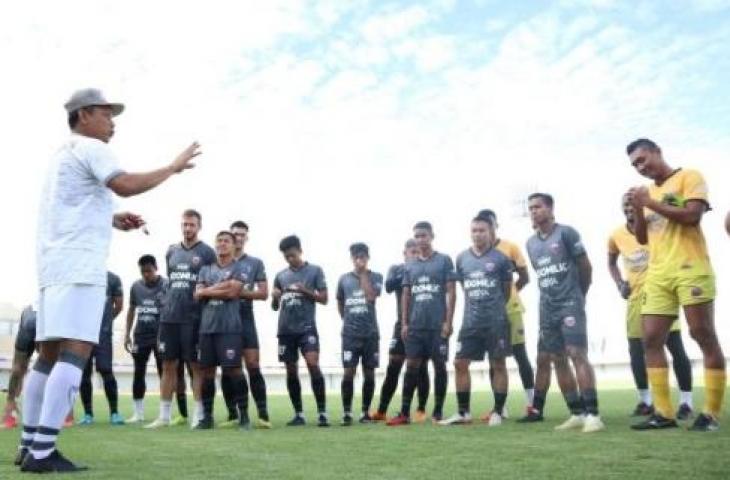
[476,210,535,418]
[626,138,725,431]
[608,194,694,419]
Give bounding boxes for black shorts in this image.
[132,333,158,351]
[241,310,259,350]
[89,335,113,372]
[537,302,587,354]
[198,333,243,368]
[342,336,380,369]
[405,330,448,362]
[158,322,199,362]
[278,333,320,363]
[14,326,36,357]
[388,322,405,356]
[455,325,511,361]
[132,343,161,370]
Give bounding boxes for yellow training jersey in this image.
[495,238,526,314]
[644,168,713,278]
[608,225,648,300]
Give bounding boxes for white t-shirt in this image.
[36,134,125,288]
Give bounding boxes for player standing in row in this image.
[336,243,383,425]
[525,193,604,433]
[608,194,694,418]
[388,222,456,426]
[147,210,216,429]
[272,235,330,427]
[124,255,168,423]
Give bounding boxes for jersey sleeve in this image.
[444,255,458,282]
[401,264,413,287]
[607,233,620,255]
[562,226,587,258]
[336,276,345,302]
[372,272,384,297]
[255,259,267,282]
[129,285,138,307]
[196,266,210,288]
[314,266,327,291]
[80,139,125,186]
[682,170,710,209]
[111,274,123,298]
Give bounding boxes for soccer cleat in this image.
[110,413,126,426]
[359,413,374,424]
[431,412,444,424]
[78,414,94,426]
[631,413,678,430]
[126,413,145,424]
[63,413,75,428]
[554,414,585,431]
[286,415,306,427]
[239,413,251,431]
[255,418,273,429]
[501,406,510,419]
[1,412,18,429]
[517,407,544,423]
[318,413,330,427]
[370,411,387,422]
[14,447,28,466]
[193,417,214,430]
[582,414,605,433]
[386,413,411,426]
[20,450,88,473]
[170,415,187,426]
[341,414,354,427]
[413,409,427,424]
[676,403,694,421]
[438,413,473,426]
[631,402,654,417]
[689,413,720,432]
[487,411,504,427]
[217,419,239,429]
[144,418,170,429]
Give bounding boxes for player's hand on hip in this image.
[113,212,145,231]
[170,142,202,173]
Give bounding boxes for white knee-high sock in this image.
[19,359,53,451]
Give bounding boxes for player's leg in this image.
[510,310,534,406]
[415,360,430,421]
[387,331,424,426]
[431,333,449,422]
[627,338,653,415]
[280,336,305,425]
[552,350,586,431]
[359,337,379,422]
[666,329,693,419]
[487,356,509,426]
[129,344,152,422]
[219,334,249,429]
[195,334,217,430]
[340,336,357,425]
[147,323,180,428]
[78,356,94,423]
[374,338,405,420]
[303,342,328,427]
[96,336,122,424]
[242,317,269,424]
[3,350,31,429]
[184,322,203,427]
[438,353,472,425]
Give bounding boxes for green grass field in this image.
[1,389,729,479]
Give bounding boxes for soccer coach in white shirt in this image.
[17,88,201,473]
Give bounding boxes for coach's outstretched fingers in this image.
[170,142,201,173]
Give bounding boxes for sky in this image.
[1,0,729,367]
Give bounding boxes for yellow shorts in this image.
[508,309,525,345]
[626,294,680,339]
[641,274,716,317]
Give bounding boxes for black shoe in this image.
[631,402,655,417]
[341,414,353,427]
[689,413,719,432]
[239,413,251,431]
[318,413,330,427]
[359,413,373,424]
[286,415,306,427]
[676,403,694,421]
[631,413,678,430]
[14,447,28,467]
[20,450,88,473]
[227,410,239,422]
[193,417,214,430]
[517,407,544,423]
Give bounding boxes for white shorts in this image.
[37,284,105,343]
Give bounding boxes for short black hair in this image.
[527,192,554,208]
[349,242,369,257]
[279,235,301,252]
[138,254,157,269]
[182,209,202,224]
[472,212,495,226]
[413,221,433,234]
[476,209,497,222]
[67,106,96,129]
[216,230,235,242]
[230,220,249,231]
[626,138,660,156]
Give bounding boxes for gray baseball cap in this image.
[64,88,124,116]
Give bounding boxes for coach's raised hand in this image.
[170,141,201,173]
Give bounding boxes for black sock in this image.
[628,338,648,391]
[230,374,249,420]
[101,371,119,415]
[311,369,326,413]
[564,391,586,415]
[362,370,375,413]
[287,373,303,414]
[667,331,693,393]
[132,354,147,400]
[176,391,188,418]
[80,363,93,416]
[249,368,269,421]
[533,390,547,413]
[400,367,419,417]
[417,363,430,411]
[221,374,237,420]
[378,361,403,413]
[493,391,508,415]
[582,388,599,415]
[513,344,535,390]
[341,376,354,413]
[201,378,216,420]
[433,363,447,417]
[457,390,470,415]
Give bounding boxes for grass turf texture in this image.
[1,389,729,479]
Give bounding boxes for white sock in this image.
[195,401,204,421]
[19,362,52,450]
[639,389,652,405]
[33,358,83,459]
[160,400,172,422]
[134,399,144,417]
[680,391,693,408]
[525,388,535,404]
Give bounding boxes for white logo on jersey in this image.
[343,351,353,362]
